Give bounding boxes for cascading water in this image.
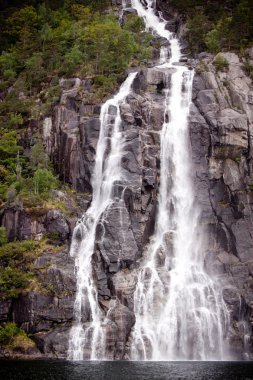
[130,0,230,360]
[68,72,137,360]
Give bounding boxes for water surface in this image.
[0,361,253,380]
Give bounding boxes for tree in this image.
[205,28,221,53]
[30,142,49,169]
[33,168,58,195]
[185,12,210,53]
[6,6,38,42]
[82,17,137,75]
[25,52,45,90]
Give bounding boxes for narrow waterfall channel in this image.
[68,72,137,360]
[130,0,230,360]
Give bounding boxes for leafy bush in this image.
[0,322,22,344]
[0,240,39,265]
[8,112,23,128]
[205,29,221,53]
[0,322,35,349]
[33,168,58,195]
[0,240,38,299]
[213,55,229,72]
[0,267,33,299]
[123,14,145,34]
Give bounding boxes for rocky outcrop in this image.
[0,191,91,242]
[0,248,75,359]
[44,78,101,193]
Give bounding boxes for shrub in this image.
[213,55,229,72]
[205,29,221,53]
[33,168,58,195]
[0,322,21,344]
[0,227,7,246]
[0,267,33,299]
[123,14,145,34]
[3,69,16,81]
[0,240,39,265]
[8,112,23,128]
[0,322,35,349]
[30,142,49,169]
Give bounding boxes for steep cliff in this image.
[190,51,253,357]
[0,0,253,359]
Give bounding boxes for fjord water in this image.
[1,361,253,380]
[68,72,137,360]
[130,0,229,360]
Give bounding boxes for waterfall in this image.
[130,0,230,360]
[68,72,137,360]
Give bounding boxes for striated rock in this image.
[48,78,100,193]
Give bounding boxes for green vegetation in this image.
[213,55,229,72]
[168,0,253,53]
[0,240,40,299]
[0,2,150,101]
[0,322,35,350]
[0,240,40,265]
[0,267,33,299]
[242,60,253,79]
[0,227,8,246]
[0,237,67,300]
[0,133,59,205]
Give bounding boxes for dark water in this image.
[0,361,253,380]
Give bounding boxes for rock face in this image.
[0,249,76,359]
[190,52,253,357]
[45,78,101,193]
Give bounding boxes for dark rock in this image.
[33,327,70,358]
[45,210,70,241]
[0,300,12,322]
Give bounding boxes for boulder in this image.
[45,210,70,241]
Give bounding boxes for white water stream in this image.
[68,72,137,360]
[130,0,230,360]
